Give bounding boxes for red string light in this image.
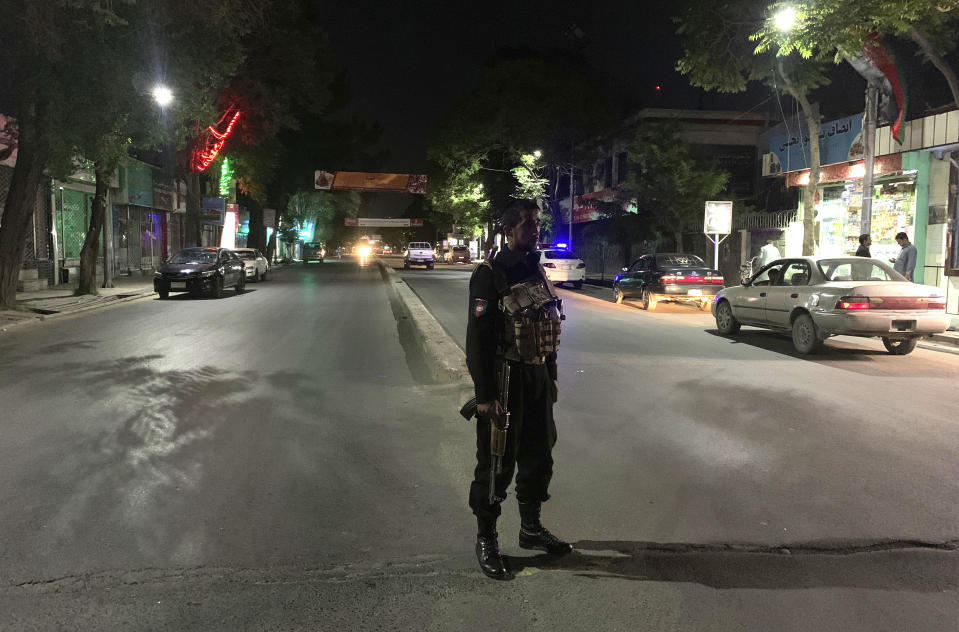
[190,109,241,172]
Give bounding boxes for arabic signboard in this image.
[768,113,864,174]
[344,218,425,227]
[704,201,733,235]
[262,208,276,228]
[316,171,427,194]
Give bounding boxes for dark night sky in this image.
[323,1,952,174]
[323,0,766,173]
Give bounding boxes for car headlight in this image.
[201,269,216,277]
[154,271,163,277]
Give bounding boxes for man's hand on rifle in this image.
[477,400,505,419]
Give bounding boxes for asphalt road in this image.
[1,258,957,630]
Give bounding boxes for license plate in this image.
[171,283,187,290]
[891,320,916,331]
[687,289,702,296]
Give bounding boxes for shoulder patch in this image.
[473,298,489,317]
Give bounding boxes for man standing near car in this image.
[891,232,917,281]
[465,198,572,581]
[855,234,872,257]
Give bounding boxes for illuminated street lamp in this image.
[152,84,173,107]
[774,6,797,31]
[533,149,542,158]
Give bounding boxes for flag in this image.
[849,34,907,144]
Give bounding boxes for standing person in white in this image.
[758,239,781,267]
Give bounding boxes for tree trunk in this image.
[674,230,684,253]
[185,171,201,248]
[780,60,821,256]
[908,26,959,110]
[0,117,45,311]
[247,203,266,252]
[75,168,109,296]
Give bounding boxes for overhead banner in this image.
[344,218,425,227]
[316,170,427,194]
[704,201,733,235]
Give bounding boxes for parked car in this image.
[303,242,325,263]
[614,253,723,311]
[712,256,949,355]
[232,248,269,281]
[154,247,246,299]
[382,245,393,255]
[538,248,585,288]
[404,242,434,270]
[445,245,471,264]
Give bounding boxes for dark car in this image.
[445,245,471,264]
[303,242,325,263]
[154,247,246,299]
[613,253,724,311]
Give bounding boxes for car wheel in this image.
[791,313,823,354]
[573,281,583,290]
[253,269,260,282]
[427,263,434,270]
[882,337,918,355]
[210,275,223,299]
[158,289,169,300]
[642,288,657,311]
[261,269,267,281]
[613,287,624,304]
[715,300,740,334]
[235,274,245,294]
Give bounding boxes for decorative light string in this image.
[191,108,241,172]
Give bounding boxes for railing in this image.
[735,209,799,230]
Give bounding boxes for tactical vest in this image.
[480,259,564,364]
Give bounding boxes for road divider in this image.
[376,260,470,385]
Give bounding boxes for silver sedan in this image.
[711,256,949,355]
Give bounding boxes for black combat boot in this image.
[518,501,573,555]
[476,519,510,580]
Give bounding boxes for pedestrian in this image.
[855,234,872,257]
[758,238,781,267]
[891,231,917,281]
[465,198,572,581]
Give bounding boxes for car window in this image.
[818,258,904,282]
[543,250,579,260]
[627,258,644,273]
[656,254,706,268]
[752,263,785,286]
[780,261,811,286]
[169,249,217,264]
[452,246,468,252]
[235,251,254,259]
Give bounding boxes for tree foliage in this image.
[675,0,831,255]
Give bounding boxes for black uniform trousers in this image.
[469,360,557,523]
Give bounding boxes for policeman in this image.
[465,198,572,580]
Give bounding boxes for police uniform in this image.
[465,246,571,578]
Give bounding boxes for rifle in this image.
[458,362,511,505]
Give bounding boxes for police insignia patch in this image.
[474,298,488,317]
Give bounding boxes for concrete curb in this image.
[929,332,959,347]
[376,260,471,385]
[1,289,156,334]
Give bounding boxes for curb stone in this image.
[376,260,471,385]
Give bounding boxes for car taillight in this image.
[662,274,724,284]
[543,262,556,268]
[576,262,586,268]
[837,296,871,310]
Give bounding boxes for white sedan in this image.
[538,248,585,289]
[712,256,948,355]
[232,248,269,282]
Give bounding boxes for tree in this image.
[754,0,959,109]
[675,0,831,255]
[427,50,615,253]
[619,127,729,253]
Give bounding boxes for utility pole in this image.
[861,84,879,236]
[568,145,574,250]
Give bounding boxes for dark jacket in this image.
[466,248,558,403]
[855,244,871,257]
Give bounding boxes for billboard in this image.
[768,113,864,173]
[704,201,733,235]
[344,218,424,227]
[315,171,427,194]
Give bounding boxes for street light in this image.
[533,149,542,158]
[152,84,173,107]
[774,6,797,31]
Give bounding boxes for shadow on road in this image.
[505,539,959,592]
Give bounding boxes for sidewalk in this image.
[0,274,155,332]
